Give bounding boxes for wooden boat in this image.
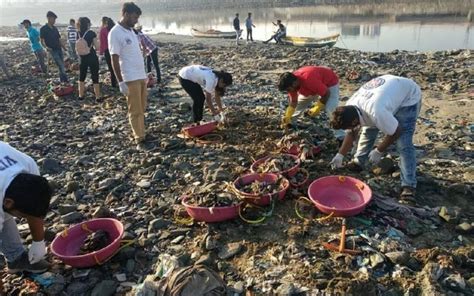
[191,28,239,39]
[281,33,340,48]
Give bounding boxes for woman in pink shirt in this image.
[99,17,117,88]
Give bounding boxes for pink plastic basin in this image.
[182,121,218,137]
[51,218,124,268]
[289,168,310,189]
[233,173,289,206]
[181,196,242,223]
[308,176,372,217]
[250,154,300,177]
[285,145,322,158]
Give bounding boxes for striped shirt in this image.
[67,25,78,42]
[137,32,157,56]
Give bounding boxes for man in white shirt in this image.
[0,141,52,279]
[109,2,148,150]
[329,75,422,202]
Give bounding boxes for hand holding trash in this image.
[368,148,383,164]
[330,153,344,169]
[307,101,324,117]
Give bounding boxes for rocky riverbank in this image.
[0,26,473,295]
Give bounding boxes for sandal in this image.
[399,187,416,205]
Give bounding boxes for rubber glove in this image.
[213,114,222,122]
[368,148,383,164]
[119,81,129,96]
[308,101,325,117]
[29,240,47,264]
[281,106,295,127]
[330,153,344,169]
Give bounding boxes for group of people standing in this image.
[232,12,286,45]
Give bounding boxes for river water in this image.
[1,1,472,52]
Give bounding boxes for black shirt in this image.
[79,30,97,56]
[40,24,61,50]
[233,17,240,31]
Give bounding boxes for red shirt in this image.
[99,27,109,55]
[288,66,339,103]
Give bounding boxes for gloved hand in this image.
[214,114,222,122]
[29,240,47,264]
[308,101,325,117]
[220,112,226,123]
[330,153,344,169]
[369,148,383,164]
[119,81,129,96]
[281,106,295,127]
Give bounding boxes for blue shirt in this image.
[27,27,42,52]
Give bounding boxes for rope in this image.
[239,197,275,224]
[93,239,135,265]
[294,197,334,222]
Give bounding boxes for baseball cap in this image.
[46,11,57,18]
[20,19,31,25]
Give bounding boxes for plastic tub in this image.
[182,121,218,137]
[250,154,300,177]
[181,196,242,223]
[233,173,289,206]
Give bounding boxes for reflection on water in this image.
[0,2,472,52]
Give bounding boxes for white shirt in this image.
[0,141,40,232]
[108,24,146,82]
[178,65,218,95]
[346,75,421,136]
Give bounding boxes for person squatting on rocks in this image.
[40,11,69,83]
[329,75,422,203]
[67,18,79,61]
[0,141,53,284]
[109,2,149,150]
[99,16,117,88]
[178,65,232,124]
[76,17,101,101]
[233,13,241,45]
[264,20,286,44]
[21,19,47,74]
[278,66,344,139]
[134,24,162,85]
[245,12,256,42]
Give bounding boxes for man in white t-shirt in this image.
[109,2,148,150]
[329,75,422,202]
[0,141,52,280]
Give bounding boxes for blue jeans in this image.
[354,101,421,188]
[0,213,25,262]
[50,49,68,82]
[68,41,78,60]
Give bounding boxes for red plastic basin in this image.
[284,145,322,158]
[51,218,123,268]
[308,176,372,217]
[182,121,218,137]
[250,154,300,177]
[181,196,242,223]
[233,173,289,206]
[53,85,75,97]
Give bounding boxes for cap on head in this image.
[46,11,57,18]
[20,19,31,26]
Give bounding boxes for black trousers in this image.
[104,49,117,87]
[179,76,205,123]
[79,53,99,83]
[246,28,253,41]
[146,48,161,82]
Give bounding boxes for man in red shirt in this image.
[278,66,343,138]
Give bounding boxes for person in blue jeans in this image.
[40,11,68,83]
[328,75,422,203]
[21,19,47,74]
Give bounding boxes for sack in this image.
[75,30,92,56]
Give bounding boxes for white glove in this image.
[220,112,226,122]
[29,240,47,264]
[368,148,383,164]
[119,81,129,96]
[214,114,222,122]
[330,153,344,169]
